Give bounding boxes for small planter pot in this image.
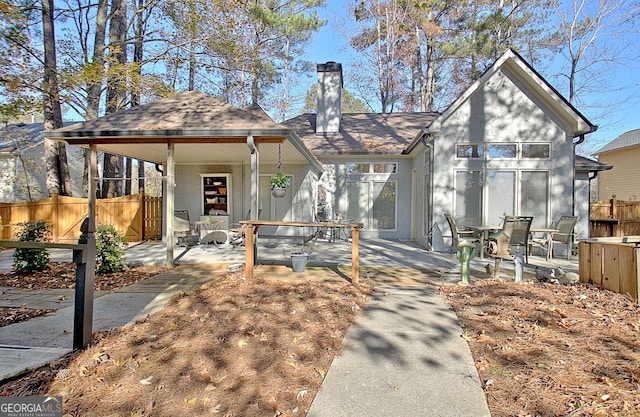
[271,187,287,198]
[291,253,308,272]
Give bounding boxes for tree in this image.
[547,0,640,153]
[42,0,71,196]
[302,84,371,113]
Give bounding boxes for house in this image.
[44,48,599,263]
[593,128,640,201]
[0,123,85,202]
[286,50,597,252]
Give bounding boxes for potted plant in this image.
[269,171,290,198]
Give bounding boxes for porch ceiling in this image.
[90,140,312,165]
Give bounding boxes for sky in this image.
[298,0,640,156]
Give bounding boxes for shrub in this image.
[96,224,127,274]
[13,220,51,273]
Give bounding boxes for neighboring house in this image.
[593,128,640,201]
[0,123,85,202]
[44,49,600,260]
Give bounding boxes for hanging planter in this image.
[269,171,290,198]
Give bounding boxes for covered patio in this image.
[42,91,323,268]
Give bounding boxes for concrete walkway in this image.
[308,285,491,417]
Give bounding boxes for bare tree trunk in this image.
[125,157,132,195]
[42,0,71,196]
[132,0,145,194]
[83,0,108,198]
[102,0,128,198]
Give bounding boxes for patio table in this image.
[465,225,501,259]
[195,219,227,248]
[240,220,363,283]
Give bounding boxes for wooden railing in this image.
[0,193,162,242]
[590,196,640,237]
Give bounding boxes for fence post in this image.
[610,194,617,219]
[72,217,97,350]
[51,193,59,242]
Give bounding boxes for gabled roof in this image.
[415,49,596,141]
[593,128,640,154]
[283,112,439,155]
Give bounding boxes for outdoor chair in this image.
[488,215,533,263]
[174,210,199,247]
[444,213,477,253]
[532,216,578,260]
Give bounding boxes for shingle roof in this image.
[283,112,439,154]
[1,123,63,153]
[575,155,613,172]
[55,91,286,133]
[594,128,640,154]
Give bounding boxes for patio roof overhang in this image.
[41,91,324,268]
[41,91,323,172]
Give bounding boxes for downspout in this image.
[571,131,591,217]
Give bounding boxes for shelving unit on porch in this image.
[201,174,230,217]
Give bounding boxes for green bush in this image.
[96,224,127,274]
[13,220,51,273]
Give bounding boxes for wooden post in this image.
[245,224,255,279]
[51,193,59,242]
[351,225,359,284]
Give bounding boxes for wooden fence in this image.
[589,196,640,237]
[0,193,162,242]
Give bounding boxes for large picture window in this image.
[454,169,549,226]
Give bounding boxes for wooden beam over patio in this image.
[240,220,364,283]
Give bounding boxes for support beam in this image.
[166,142,175,267]
[247,135,259,221]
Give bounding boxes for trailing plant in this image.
[13,220,51,273]
[269,171,291,189]
[96,224,127,274]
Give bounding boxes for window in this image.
[346,180,397,231]
[486,171,515,225]
[346,163,370,174]
[457,143,550,159]
[372,181,396,229]
[456,144,484,158]
[522,144,550,158]
[373,163,397,174]
[487,144,517,159]
[455,169,550,227]
[455,171,483,226]
[521,171,549,227]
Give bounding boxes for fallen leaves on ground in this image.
[441,279,640,417]
[0,267,372,417]
[0,307,57,328]
[0,262,168,291]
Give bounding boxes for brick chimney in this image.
[316,62,342,134]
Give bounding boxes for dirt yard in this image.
[0,263,372,416]
[441,279,640,417]
[1,263,639,416]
